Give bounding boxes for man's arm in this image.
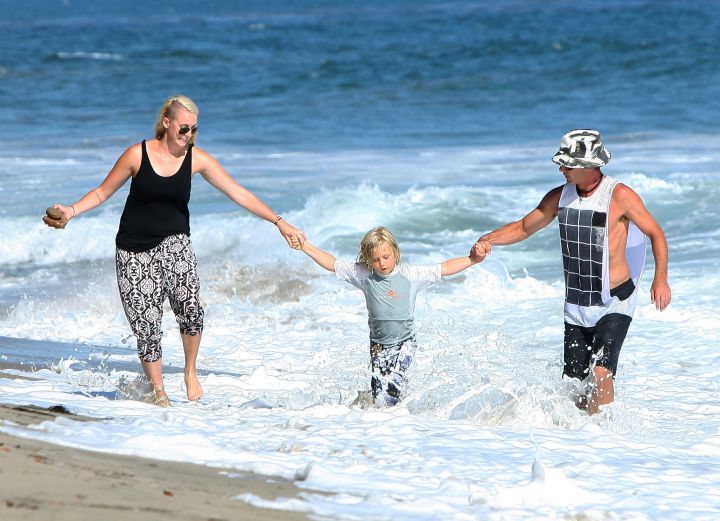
[477,186,562,246]
[614,184,671,310]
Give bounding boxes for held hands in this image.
[42,205,73,229]
[289,235,303,250]
[276,219,307,249]
[470,240,492,263]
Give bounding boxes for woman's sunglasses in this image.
[171,121,199,135]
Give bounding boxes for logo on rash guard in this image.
[387,290,401,299]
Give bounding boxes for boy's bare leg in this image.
[181,332,203,401]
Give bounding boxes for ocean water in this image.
[1,1,720,519]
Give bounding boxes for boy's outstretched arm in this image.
[441,243,487,276]
[291,237,337,272]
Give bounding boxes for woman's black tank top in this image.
[115,140,193,252]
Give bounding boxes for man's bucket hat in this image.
[552,129,611,168]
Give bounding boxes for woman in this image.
[43,95,305,406]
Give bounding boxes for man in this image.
[475,129,671,414]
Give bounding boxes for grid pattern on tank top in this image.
[558,206,607,306]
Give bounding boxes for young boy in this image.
[292,226,487,406]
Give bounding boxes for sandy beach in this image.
[0,401,313,521]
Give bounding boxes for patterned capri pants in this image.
[115,234,204,362]
[370,337,417,406]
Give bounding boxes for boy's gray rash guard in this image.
[334,260,442,345]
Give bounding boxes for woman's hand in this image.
[278,220,306,249]
[42,205,73,229]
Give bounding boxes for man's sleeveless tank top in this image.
[557,175,646,326]
[115,140,193,252]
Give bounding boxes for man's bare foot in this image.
[184,373,203,401]
[574,393,589,411]
[153,388,171,408]
[574,392,608,415]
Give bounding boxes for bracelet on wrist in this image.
[273,216,283,225]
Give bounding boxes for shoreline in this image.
[0,402,315,521]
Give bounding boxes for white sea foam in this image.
[1,137,719,520]
[56,51,124,61]
[1,246,718,519]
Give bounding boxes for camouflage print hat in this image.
[552,129,611,168]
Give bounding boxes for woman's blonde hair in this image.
[358,226,401,269]
[154,95,200,145]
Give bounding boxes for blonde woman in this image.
[292,227,487,406]
[43,95,305,406]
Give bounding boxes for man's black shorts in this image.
[563,312,632,379]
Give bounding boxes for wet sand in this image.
[0,402,315,521]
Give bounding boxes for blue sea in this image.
[1,1,719,519]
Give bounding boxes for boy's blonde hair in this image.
[358,226,401,269]
[154,95,200,145]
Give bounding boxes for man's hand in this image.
[650,279,671,311]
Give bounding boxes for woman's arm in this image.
[44,144,139,228]
[194,147,305,246]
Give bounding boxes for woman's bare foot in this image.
[184,373,203,401]
[153,388,171,408]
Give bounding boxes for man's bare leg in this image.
[141,359,170,407]
[587,366,614,415]
[181,332,203,401]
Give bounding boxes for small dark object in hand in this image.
[43,207,67,229]
[46,207,63,219]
